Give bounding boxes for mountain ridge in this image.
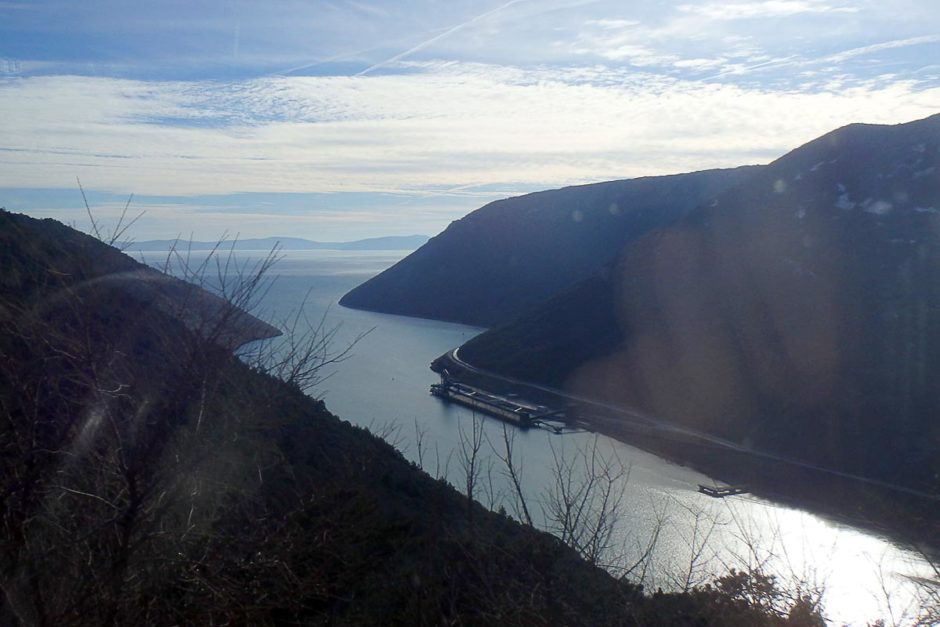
[340,165,762,327]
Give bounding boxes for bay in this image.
[145,247,933,625]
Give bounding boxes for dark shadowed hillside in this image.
[0,211,281,348]
[457,114,940,528]
[340,167,760,327]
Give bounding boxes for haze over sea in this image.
[143,246,931,626]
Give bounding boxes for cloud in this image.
[673,57,727,70]
[583,18,641,29]
[702,35,940,81]
[569,18,679,65]
[2,65,938,204]
[678,1,858,20]
[3,0,937,240]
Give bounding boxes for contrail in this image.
[822,34,940,64]
[275,44,394,77]
[356,0,528,76]
[271,30,448,77]
[703,55,801,80]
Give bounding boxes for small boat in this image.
[698,484,749,498]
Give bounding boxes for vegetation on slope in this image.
[340,166,760,327]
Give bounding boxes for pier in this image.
[698,484,749,498]
[430,380,568,430]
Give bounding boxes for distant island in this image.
[126,234,429,252]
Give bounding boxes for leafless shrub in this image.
[452,417,835,622]
[869,550,919,627]
[156,235,281,346]
[413,418,427,470]
[667,497,721,591]
[618,494,670,587]
[457,413,487,517]
[366,418,405,450]
[911,547,940,626]
[715,501,826,622]
[491,424,534,527]
[78,177,144,250]
[540,435,629,567]
[245,300,371,396]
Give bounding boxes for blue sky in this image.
[1,0,938,240]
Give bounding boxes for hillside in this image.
[0,211,280,348]
[457,114,940,516]
[0,211,827,625]
[340,166,761,327]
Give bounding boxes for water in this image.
[146,248,935,625]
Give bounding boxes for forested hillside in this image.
[341,166,760,327]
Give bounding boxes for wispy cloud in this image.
[2,65,937,201]
[703,35,940,80]
[678,1,858,20]
[569,18,678,65]
[673,58,727,70]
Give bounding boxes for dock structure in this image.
[430,381,556,428]
[697,484,749,498]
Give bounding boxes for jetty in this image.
[698,484,749,498]
[430,380,567,429]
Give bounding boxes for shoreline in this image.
[431,349,940,556]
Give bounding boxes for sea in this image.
[143,247,934,626]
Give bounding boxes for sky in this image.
[1,0,939,240]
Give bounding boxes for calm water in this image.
[147,248,933,625]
